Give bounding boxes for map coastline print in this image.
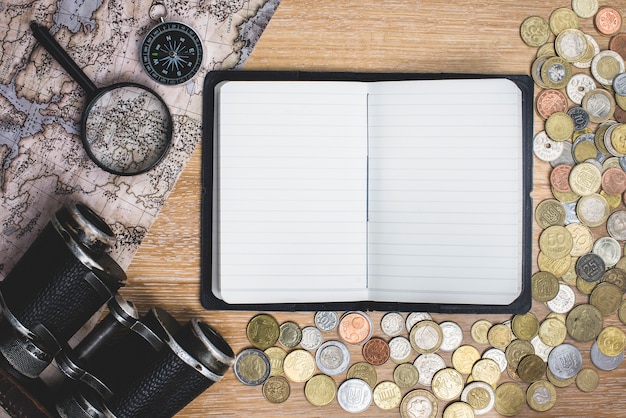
[0,0,280,276]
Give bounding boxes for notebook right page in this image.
[366,78,525,305]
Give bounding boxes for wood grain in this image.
[125,0,626,416]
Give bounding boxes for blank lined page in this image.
[366,79,524,305]
[217,81,369,304]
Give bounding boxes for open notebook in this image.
[201,71,533,313]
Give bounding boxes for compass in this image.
[141,3,203,85]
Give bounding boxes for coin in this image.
[389,335,413,363]
[597,325,626,356]
[363,337,390,366]
[575,368,599,392]
[578,275,599,294]
[607,211,626,240]
[279,321,302,348]
[315,340,351,376]
[549,7,579,35]
[547,366,576,388]
[602,267,626,292]
[482,348,507,373]
[373,381,402,410]
[487,323,513,350]
[531,271,559,302]
[539,225,573,259]
[511,312,539,341]
[400,389,437,418]
[536,89,568,119]
[576,193,610,227]
[337,378,372,413]
[569,162,602,196]
[572,0,599,18]
[610,32,626,57]
[494,382,526,416]
[304,374,336,406]
[314,311,339,332]
[338,311,372,344]
[590,282,623,316]
[610,124,626,156]
[470,319,492,345]
[264,346,287,376]
[567,73,597,104]
[471,358,502,387]
[410,320,443,354]
[234,348,271,386]
[405,312,432,332]
[541,56,573,89]
[565,304,603,342]
[620,300,626,324]
[566,223,594,256]
[246,314,280,350]
[574,33,600,69]
[550,164,573,193]
[590,340,625,370]
[262,375,290,403]
[520,16,550,47]
[595,6,623,36]
[531,335,554,362]
[568,106,590,131]
[394,363,419,389]
[381,312,405,337]
[533,130,564,162]
[547,343,582,379]
[602,167,626,196]
[438,321,463,352]
[546,283,576,313]
[452,345,481,375]
[555,29,589,62]
[591,50,625,85]
[526,380,557,412]
[614,72,626,96]
[535,199,566,228]
[572,134,599,163]
[539,317,568,347]
[413,353,446,386]
[347,361,377,388]
[505,339,535,371]
[537,251,571,276]
[593,238,622,269]
[300,326,323,351]
[432,368,464,401]
[443,402,475,418]
[582,89,616,123]
[283,349,316,382]
[517,354,547,384]
[545,111,574,141]
[461,381,495,415]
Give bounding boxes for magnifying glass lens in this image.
[83,84,172,175]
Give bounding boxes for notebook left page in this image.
[216,81,369,304]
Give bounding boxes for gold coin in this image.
[565,223,594,256]
[443,402,475,418]
[545,111,574,141]
[618,300,626,325]
[577,275,598,294]
[569,162,602,196]
[532,271,560,302]
[597,325,626,356]
[590,282,623,316]
[410,320,443,354]
[561,257,578,286]
[452,345,481,375]
[393,363,419,389]
[470,320,492,345]
[526,380,557,412]
[575,368,599,392]
[264,346,287,376]
[616,93,626,111]
[596,121,616,154]
[601,267,626,292]
[432,368,464,401]
[400,389,438,418]
[573,140,599,163]
[262,375,290,404]
[611,124,626,155]
[538,317,568,346]
[537,252,571,276]
[488,324,513,350]
[347,361,377,388]
[304,374,336,406]
[512,312,540,341]
[601,190,622,209]
[535,198,566,228]
[547,366,576,388]
[565,304,603,342]
[537,42,556,58]
[505,339,535,370]
[520,16,550,47]
[247,313,280,350]
[517,354,547,383]
[283,349,316,382]
[539,225,573,259]
[471,358,502,388]
[572,0,599,18]
[461,382,495,414]
[546,312,566,323]
[278,321,302,348]
[495,382,526,416]
[373,381,402,410]
[549,7,579,34]
[551,186,580,203]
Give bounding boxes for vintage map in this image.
[0,0,280,276]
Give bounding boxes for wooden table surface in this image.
[125,0,626,416]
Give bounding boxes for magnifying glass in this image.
[31,22,172,176]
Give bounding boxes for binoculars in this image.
[0,201,233,417]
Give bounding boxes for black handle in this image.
[30,21,98,95]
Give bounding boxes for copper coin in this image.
[550,164,573,193]
[595,7,623,36]
[338,311,372,345]
[536,89,568,119]
[602,167,626,195]
[610,33,626,60]
[615,105,626,123]
[362,337,390,366]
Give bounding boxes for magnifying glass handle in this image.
[30,22,98,96]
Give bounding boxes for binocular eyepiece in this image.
[0,201,234,417]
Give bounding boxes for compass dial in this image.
[141,21,203,85]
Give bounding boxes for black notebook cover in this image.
[200,70,534,314]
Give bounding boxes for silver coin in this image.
[530,335,554,362]
[590,340,624,370]
[614,72,626,96]
[389,336,413,363]
[381,312,405,337]
[568,106,590,131]
[573,34,599,69]
[300,326,323,351]
[314,311,339,332]
[608,210,626,241]
[567,73,597,103]
[549,140,574,167]
[562,201,580,225]
[413,353,446,386]
[534,131,564,162]
[234,348,271,386]
[482,348,508,373]
[405,312,432,333]
[546,283,576,313]
[592,236,621,267]
[547,343,582,379]
[438,321,463,352]
[461,381,495,415]
[315,340,351,376]
[337,378,372,413]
